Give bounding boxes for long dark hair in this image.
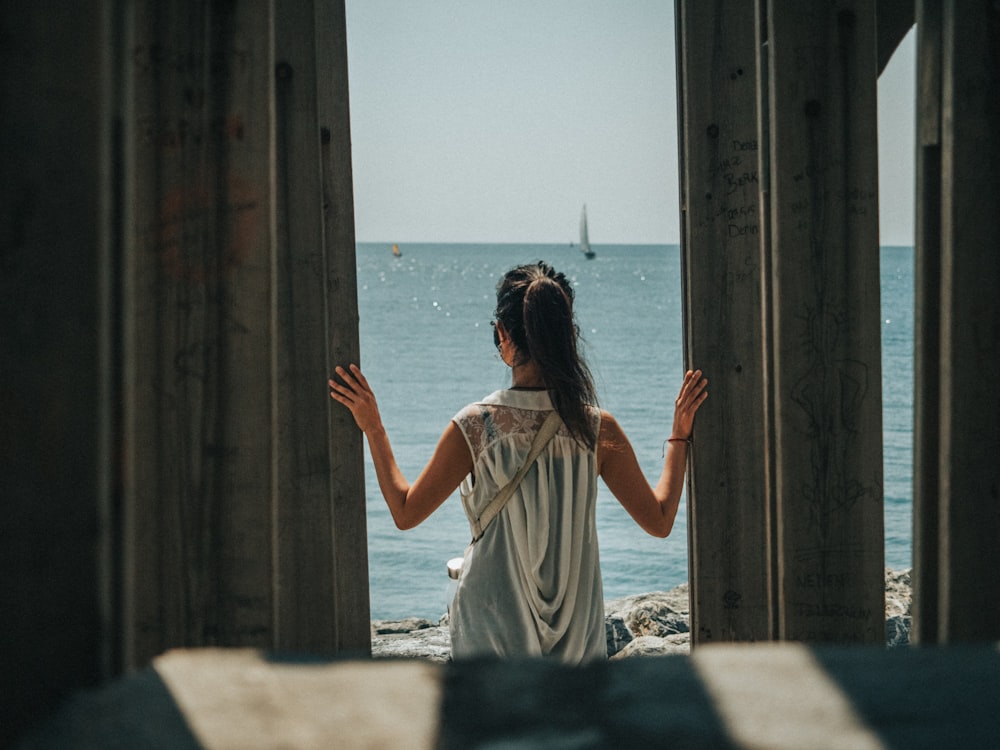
[494,261,599,449]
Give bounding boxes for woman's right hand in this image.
[328,363,472,531]
[329,364,383,434]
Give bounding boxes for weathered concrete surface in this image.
[18,642,1000,749]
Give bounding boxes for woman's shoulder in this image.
[452,401,481,422]
[452,391,503,422]
[596,409,625,443]
[451,393,504,446]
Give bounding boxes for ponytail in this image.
[495,262,598,448]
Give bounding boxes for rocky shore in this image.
[372,568,912,661]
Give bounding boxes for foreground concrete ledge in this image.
[18,643,1000,749]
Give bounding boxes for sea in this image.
[355,242,914,620]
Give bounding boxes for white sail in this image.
[579,204,595,258]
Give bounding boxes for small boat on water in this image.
[392,243,402,258]
[579,205,596,259]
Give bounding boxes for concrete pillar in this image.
[911,0,943,645]
[766,0,885,643]
[0,0,112,742]
[676,0,773,644]
[914,0,1000,643]
[677,0,889,645]
[273,0,370,653]
[122,0,368,665]
[124,0,272,666]
[3,0,367,737]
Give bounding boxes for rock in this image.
[372,570,913,661]
[372,625,451,662]
[883,568,912,647]
[371,617,437,636]
[604,587,690,657]
[611,633,691,659]
[606,584,690,617]
[605,615,633,656]
[606,590,690,638]
[885,568,912,619]
[886,615,911,647]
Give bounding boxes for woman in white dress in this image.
[329,261,707,663]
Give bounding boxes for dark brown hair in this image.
[494,261,598,448]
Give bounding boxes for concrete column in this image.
[0,0,112,742]
[273,0,370,653]
[122,0,368,665]
[930,0,1000,642]
[913,0,1000,646]
[317,0,373,653]
[123,0,278,665]
[911,0,942,645]
[766,0,885,643]
[677,0,898,646]
[676,0,773,644]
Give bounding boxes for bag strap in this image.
[470,410,563,543]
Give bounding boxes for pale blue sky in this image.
[344,1,916,246]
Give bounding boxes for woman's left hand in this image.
[329,364,383,434]
[670,369,708,440]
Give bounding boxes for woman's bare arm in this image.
[329,364,472,530]
[598,369,707,537]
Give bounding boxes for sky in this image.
[344,1,916,246]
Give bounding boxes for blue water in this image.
[356,243,914,619]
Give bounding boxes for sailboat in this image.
[391,243,402,258]
[579,204,596,259]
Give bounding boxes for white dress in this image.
[449,388,606,663]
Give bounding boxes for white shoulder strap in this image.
[470,410,563,543]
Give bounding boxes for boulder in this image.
[604,615,633,656]
[884,568,912,646]
[605,589,691,638]
[372,624,451,662]
[371,617,437,636]
[371,570,913,660]
[611,633,691,659]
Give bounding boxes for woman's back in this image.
[449,388,607,663]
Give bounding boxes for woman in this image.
[329,261,707,663]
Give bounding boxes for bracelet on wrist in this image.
[662,435,693,456]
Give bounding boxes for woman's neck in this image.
[510,360,545,389]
